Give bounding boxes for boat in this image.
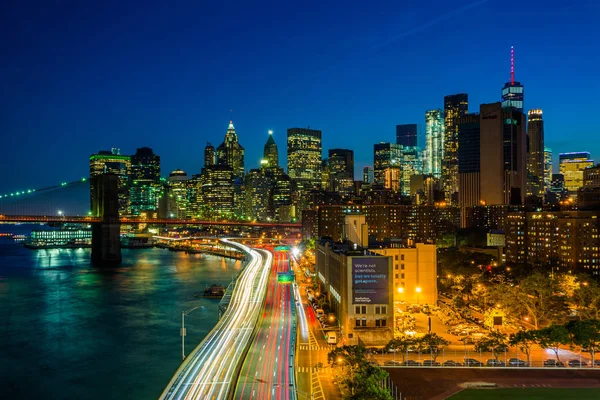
[202,284,226,298]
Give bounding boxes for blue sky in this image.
[1,0,599,194]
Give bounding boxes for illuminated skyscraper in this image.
[424,109,444,178]
[89,148,131,216]
[263,130,279,168]
[559,152,594,196]
[217,121,245,179]
[130,147,161,217]
[244,169,273,221]
[374,143,402,192]
[501,47,524,112]
[328,149,354,195]
[443,93,469,203]
[544,147,553,193]
[526,109,544,197]
[396,124,417,147]
[204,142,216,167]
[166,169,189,218]
[363,166,374,184]
[287,127,322,191]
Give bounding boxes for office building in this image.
[374,143,402,191]
[501,47,524,112]
[328,149,354,195]
[201,165,234,218]
[217,121,245,179]
[244,168,273,221]
[457,113,481,226]
[204,142,216,168]
[165,169,189,218]
[400,146,421,196]
[396,124,417,147]
[559,152,594,196]
[443,93,469,203]
[287,127,322,200]
[424,109,444,178]
[263,130,279,168]
[130,147,161,217]
[544,147,553,193]
[526,109,544,197]
[363,166,374,184]
[316,238,394,345]
[89,148,131,216]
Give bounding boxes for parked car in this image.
[568,359,588,367]
[508,358,529,367]
[543,359,565,367]
[367,359,381,366]
[594,360,600,367]
[402,360,422,366]
[423,360,441,366]
[443,360,462,366]
[459,337,476,345]
[486,359,506,367]
[384,360,403,366]
[463,358,484,367]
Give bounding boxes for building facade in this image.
[396,124,417,147]
[216,121,245,179]
[130,147,161,217]
[443,93,469,203]
[373,143,402,191]
[559,152,594,197]
[544,146,553,194]
[89,148,131,216]
[424,109,444,178]
[526,109,544,197]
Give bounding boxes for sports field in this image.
[448,388,600,399]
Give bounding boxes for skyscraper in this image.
[559,152,594,196]
[526,109,544,197]
[373,143,402,192]
[166,169,189,218]
[328,149,354,195]
[396,124,417,147]
[263,130,279,168]
[204,142,216,168]
[501,46,524,112]
[457,113,481,225]
[544,147,553,192]
[287,127,322,191]
[89,148,131,216]
[363,166,374,184]
[216,121,245,179]
[130,147,161,217]
[443,93,468,203]
[424,109,444,178]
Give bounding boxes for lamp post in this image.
[416,286,422,305]
[181,305,202,361]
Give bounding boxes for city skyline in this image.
[2,1,599,193]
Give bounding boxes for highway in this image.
[235,250,296,400]
[160,240,273,400]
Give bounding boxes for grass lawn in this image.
[448,388,600,399]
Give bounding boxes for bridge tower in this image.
[91,174,122,266]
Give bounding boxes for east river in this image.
[0,225,241,399]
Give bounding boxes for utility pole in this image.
[181,306,202,361]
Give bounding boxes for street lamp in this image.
[397,287,404,293]
[337,357,354,395]
[181,305,203,361]
[415,286,422,305]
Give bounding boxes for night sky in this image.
[2,0,599,194]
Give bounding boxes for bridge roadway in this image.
[160,240,273,400]
[0,214,301,228]
[234,250,296,400]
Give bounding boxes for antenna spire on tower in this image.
[510,46,515,84]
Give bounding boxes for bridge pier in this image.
[91,174,122,266]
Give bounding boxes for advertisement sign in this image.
[352,257,389,304]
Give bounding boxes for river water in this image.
[0,225,241,399]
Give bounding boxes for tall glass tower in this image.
[501,46,524,111]
[526,109,544,197]
[443,93,469,203]
[425,109,444,178]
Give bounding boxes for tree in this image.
[567,319,600,367]
[571,279,600,320]
[535,324,570,362]
[384,336,414,363]
[497,272,566,329]
[328,346,392,400]
[474,331,509,360]
[509,330,537,365]
[420,333,450,361]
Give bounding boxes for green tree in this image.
[328,345,368,370]
[474,331,509,360]
[567,319,600,367]
[535,324,570,362]
[384,336,414,363]
[509,330,537,365]
[572,279,600,320]
[349,365,393,400]
[420,333,450,361]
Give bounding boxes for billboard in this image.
[351,257,389,304]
